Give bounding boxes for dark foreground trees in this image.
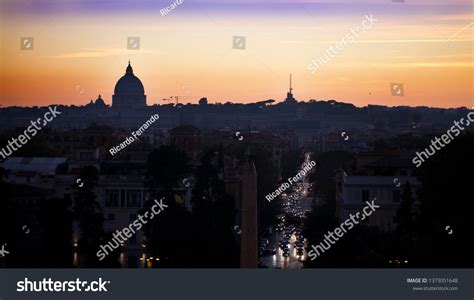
[143,145,238,267]
[304,133,474,267]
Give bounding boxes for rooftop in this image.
[0,157,67,175]
[342,174,420,186]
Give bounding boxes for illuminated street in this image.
[260,154,313,269]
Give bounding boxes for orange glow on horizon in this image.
[0,9,472,109]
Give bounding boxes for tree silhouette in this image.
[413,132,474,267]
[0,181,18,267]
[191,150,238,267]
[388,182,417,265]
[145,145,190,194]
[0,167,8,181]
[38,197,73,267]
[143,145,193,267]
[395,182,416,235]
[73,166,105,267]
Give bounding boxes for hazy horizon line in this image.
[0,99,470,111]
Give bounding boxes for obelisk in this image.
[240,160,258,268]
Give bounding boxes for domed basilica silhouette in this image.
[112,61,147,109]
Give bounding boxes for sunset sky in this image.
[0,0,472,108]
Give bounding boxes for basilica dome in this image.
[114,62,145,95]
[112,62,147,108]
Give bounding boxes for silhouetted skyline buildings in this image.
[0,62,471,141]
